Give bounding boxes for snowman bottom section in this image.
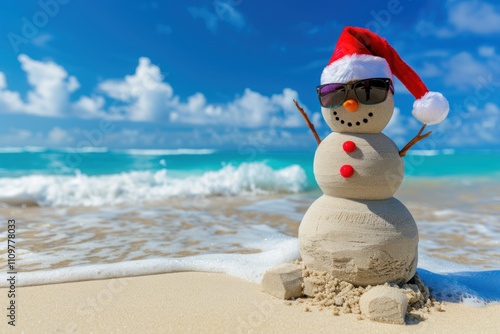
[299,195,418,286]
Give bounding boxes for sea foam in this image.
[0,162,307,207]
[2,238,300,287]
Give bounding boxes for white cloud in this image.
[170,87,308,128]
[418,63,444,78]
[0,71,24,112]
[407,48,499,91]
[81,126,318,150]
[99,57,174,121]
[31,33,54,48]
[477,102,500,129]
[188,1,246,33]
[383,101,500,148]
[19,54,80,117]
[439,102,500,146]
[478,46,496,57]
[407,50,500,91]
[393,79,410,95]
[3,101,498,150]
[0,56,113,120]
[188,7,218,33]
[383,107,422,147]
[98,57,307,128]
[415,20,455,38]
[213,1,246,29]
[417,1,500,37]
[0,55,311,132]
[47,126,74,145]
[384,107,405,136]
[448,1,500,34]
[442,52,491,89]
[72,95,107,119]
[0,127,75,148]
[0,129,32,148]
[104,128,142,147]
[0,55,81,117]
[0,72,6,89]
[16,129,32,141]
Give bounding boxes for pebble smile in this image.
[333,110,374,127]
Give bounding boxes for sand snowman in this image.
[298,27,449,286]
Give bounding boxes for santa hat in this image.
[321,26,449,125]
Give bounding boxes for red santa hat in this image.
[321,26,449,125]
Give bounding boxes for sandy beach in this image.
[1,272,499,333]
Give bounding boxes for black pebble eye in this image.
[368,112,373,117]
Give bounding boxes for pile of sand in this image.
[287,260,444,322]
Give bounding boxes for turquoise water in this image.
[0,147,498,179]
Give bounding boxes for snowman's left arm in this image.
[399,124,432,157]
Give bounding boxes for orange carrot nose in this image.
[343,99,358,112]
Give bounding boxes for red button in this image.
[343,140,356,153]
[340,165,354,178]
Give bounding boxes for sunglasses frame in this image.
[316,78,394,108]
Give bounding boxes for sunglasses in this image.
[316,78,394,108]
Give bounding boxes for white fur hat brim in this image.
[321,54,392,84]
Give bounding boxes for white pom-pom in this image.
[412,91,449,125]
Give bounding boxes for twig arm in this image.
[399,124,432,157]
[293,100,321,145]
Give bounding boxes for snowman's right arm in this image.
[399,124,432,157]
[293,100,322,145]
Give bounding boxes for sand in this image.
[1,272,499,333]
[300,267,438,320]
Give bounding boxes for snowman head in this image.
[319,55,395,133]
[320,27,449,133]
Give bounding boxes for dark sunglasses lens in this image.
[354,79,389,105]
[319,84,345,107]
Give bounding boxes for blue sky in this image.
[0,0,499,150]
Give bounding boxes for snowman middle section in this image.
[315,132,404,200]
[299,132,418,286]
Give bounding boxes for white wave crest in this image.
[0,146,47,153]
[119,148,216,155]
[0,163,307,207]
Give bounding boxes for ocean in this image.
[0,147,499,305]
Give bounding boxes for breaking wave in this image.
[0,162,307,207]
